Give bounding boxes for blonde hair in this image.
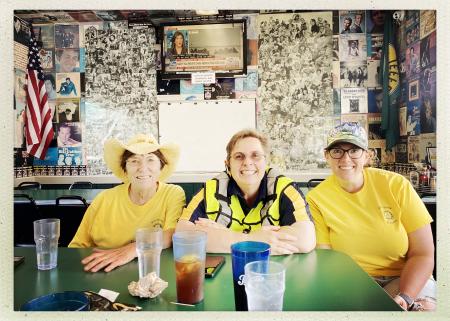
[226,129,270,161]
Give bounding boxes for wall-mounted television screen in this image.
[160,20,247,79]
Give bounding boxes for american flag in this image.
[25,33,54,159]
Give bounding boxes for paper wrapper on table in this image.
[128,272,168,298]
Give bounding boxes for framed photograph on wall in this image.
[409,170,419,188]
[408,79,419,101]
[426,146,436,168]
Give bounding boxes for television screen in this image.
[161,20,247,79]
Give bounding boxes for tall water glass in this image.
[135,227,163,279]
[230,241,271,311]
[33,219,60,270]
[244,260,286,311]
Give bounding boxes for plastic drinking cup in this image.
[172,231,207,305]
[33,218,60,270]
[244,260,286,311]
[135,227,163,278]
[230,241,270,311]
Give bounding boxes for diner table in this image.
[14,247,401,311]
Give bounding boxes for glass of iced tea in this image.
[172,231,207,305]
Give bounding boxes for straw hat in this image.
[104,134,179,183]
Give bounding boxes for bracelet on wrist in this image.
[397,292,414,310]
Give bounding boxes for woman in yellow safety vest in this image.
[176,129,315,255]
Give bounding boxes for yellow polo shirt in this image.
[69,182,185,248]
[306,167,432,276]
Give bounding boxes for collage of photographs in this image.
[13,9,436,177]
[332,10,436,167]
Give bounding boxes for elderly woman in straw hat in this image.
[69,134,185,272]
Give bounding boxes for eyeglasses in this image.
[231,152,265,163]
[327,147,364,159]
[126,156,159,168]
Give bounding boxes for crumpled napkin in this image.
[128,272,168,298]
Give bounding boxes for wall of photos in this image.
[396,10,436,167]
[13,10,437,178]
[332,10,436,171]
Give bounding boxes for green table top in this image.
[14,247,401,311]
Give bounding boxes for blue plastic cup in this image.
[230,241,270,311]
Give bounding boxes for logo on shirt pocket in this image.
[151,219,163,228]
[380,207,396,224]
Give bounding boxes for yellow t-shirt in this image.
[306,167,432,276]
[68,182,186,248]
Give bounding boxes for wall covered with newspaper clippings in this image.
[83,21,158,175]
[257,12,336,170]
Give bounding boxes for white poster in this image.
[341,88,368,113]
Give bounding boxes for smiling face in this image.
[325,143,368,186]
[58,126,71,144]
[226,137,267,191]
[58,50,79,73]
[125,152,162,189]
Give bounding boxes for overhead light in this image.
[195,10,219,16]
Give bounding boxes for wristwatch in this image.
[397,292,414,310]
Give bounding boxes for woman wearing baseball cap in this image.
[306,122,435,311]
[69,134,185,273]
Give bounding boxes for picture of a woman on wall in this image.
[166,31,188,60]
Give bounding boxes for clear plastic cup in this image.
[135,227,163,279]
[172,231,207,305]
[33,219,60,270]
[244,260,286,311]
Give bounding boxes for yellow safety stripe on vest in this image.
[204,169,293,233]
[263,175,293,225]
[230,195,265,231]
[204,173,234,227]
[204,178,220,221]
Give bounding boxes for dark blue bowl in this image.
[21,291,90,311]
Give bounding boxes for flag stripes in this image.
[25,34,54,159]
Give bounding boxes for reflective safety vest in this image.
[204,168,294,233]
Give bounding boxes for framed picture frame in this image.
[408,79,419,101]
[409,170,419,188]
[426,146,437,168]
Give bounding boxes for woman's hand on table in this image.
[249,225,299,255]
[81,242,136,273]
[194,218,228,230]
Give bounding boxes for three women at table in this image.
[69,134,185,272]
[176,129,316,255]
[306,122,435,311]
